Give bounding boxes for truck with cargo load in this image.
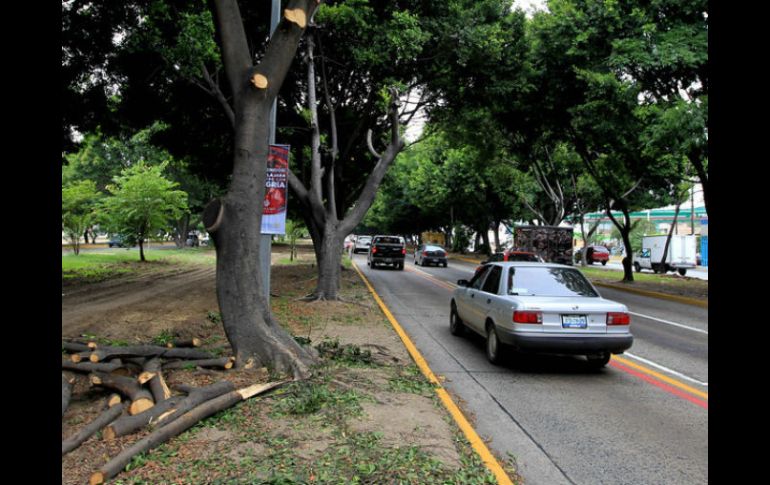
[513,225,574,265]
[633,235,697,276]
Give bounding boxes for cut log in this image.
[162,357,234,370]
[71,351,92,363]
[103,396,184,440]
[62,402,127,455]
[89,345,214,363]
[62,358,125,375]
[90,380,287,485]
[62,373,74,417]
[89,372,155,415]
[107,394,122,408]
[142,357,171,402]
[154,381,236,428]
[165,338,202,348]
[62,341,91,353]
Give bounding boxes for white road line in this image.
[624,352,708,387]
[629,311,708,335]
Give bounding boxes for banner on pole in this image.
[261,144,290,235]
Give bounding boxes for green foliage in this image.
[388,365,436,395]
[62,179,102,254]
[100,162,189,260]
[270,381,364,417]
[315,339,374,367]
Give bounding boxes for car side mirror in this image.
[457,279,469,287]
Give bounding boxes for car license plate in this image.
[561,315,587,329]
[385,258,392,263]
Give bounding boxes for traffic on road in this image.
[351,252,707,485]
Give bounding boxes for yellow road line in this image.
[612,355,708,400]
[352,261,514,485]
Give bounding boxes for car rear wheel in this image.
[586,352,611,369]
[678,268,687,276]
[486,323,507,365]
[601,260,607,266]
[449,303,465,336]
[634,262,641,273]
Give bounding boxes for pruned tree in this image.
[200,0,322,377]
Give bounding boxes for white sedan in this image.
[450,262,633,368]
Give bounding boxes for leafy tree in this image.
[100,162,188,261]
[62,180,102,255]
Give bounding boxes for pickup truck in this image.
[367,235,406,270]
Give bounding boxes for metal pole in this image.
[260,1,281,302]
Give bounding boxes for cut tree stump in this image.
[62,341,91,353]
[89,372,155,415]
[90,380,287,485]
[62,401,127,455]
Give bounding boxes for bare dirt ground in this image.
[62,249,500,484]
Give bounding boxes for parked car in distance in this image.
[367,235,406,270]
[574,245,610,265]
[344,235,355,251]
[186,233,200,247]
[108,235,129,248]
[200,233,210,246]
[414,244,448,267]
[353,235,372,254]
[450,262,633,368]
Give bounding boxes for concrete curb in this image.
[592,281,708,308]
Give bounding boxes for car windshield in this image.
[507,267,598,297]
[358,237,371,242]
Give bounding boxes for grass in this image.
[61,247,216,284]
[578,265,708,300]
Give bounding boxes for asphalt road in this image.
[353,254,708,485]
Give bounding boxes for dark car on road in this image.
[108,235,129,248]
[574,245,610,265]
[367,235,406,270]
[414,244,448,267]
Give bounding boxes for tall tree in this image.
[200,0,322,377]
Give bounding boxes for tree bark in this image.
[162,357,234,370]
[103,396,185,440]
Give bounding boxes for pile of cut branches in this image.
[61,337,288,485]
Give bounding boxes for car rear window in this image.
[507,267,598,297]
[375,237,403,244]
[425,245,445,252]
[508,253,539,262]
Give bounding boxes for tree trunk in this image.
[208,104,316,378]
[139,239,146,262]
[314,228,343,300]
[493,221,501,252]
[201,0,323,378]
[660,198,683,269]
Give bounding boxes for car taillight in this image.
[372,247,377,254]
[513,311,542,324]
[607,312,630,325]
[422,251,428,256]
[402,248,407,255]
